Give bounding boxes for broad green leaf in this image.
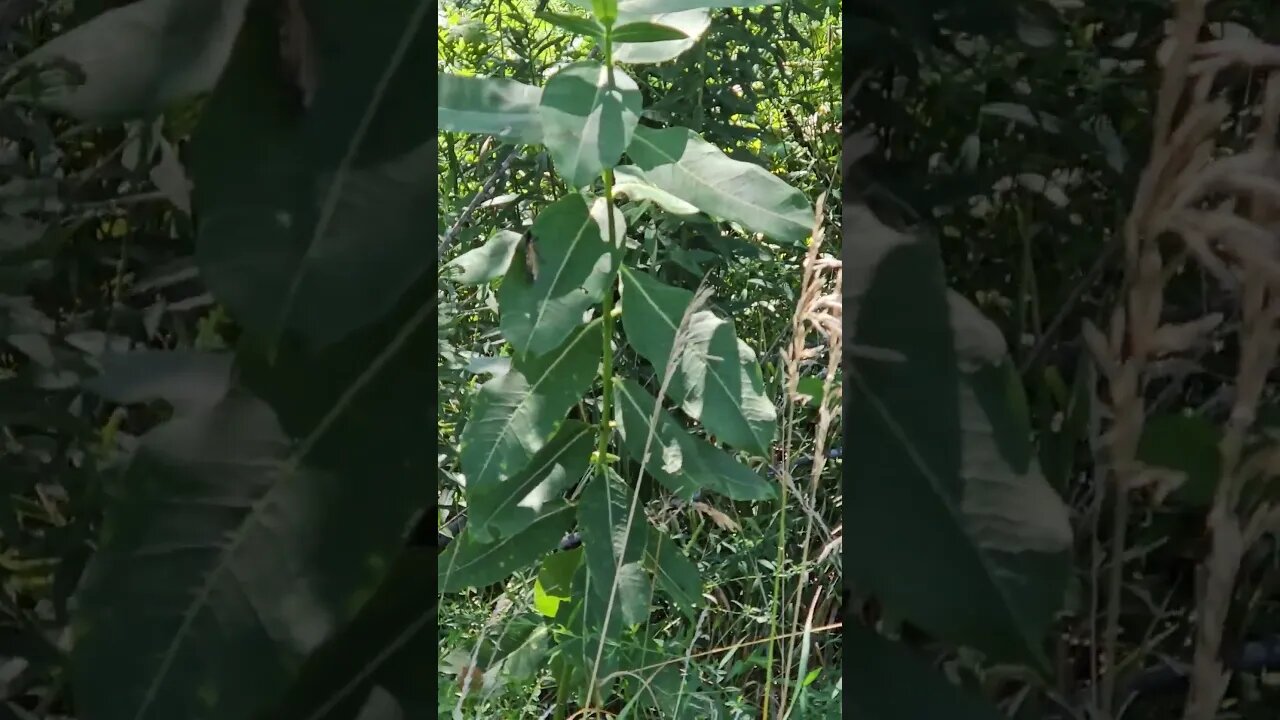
[620,266,776,455]
[612,165,699,215]
[498,196,618,357]
[845,205,1071,670]
[438,73,543,144]
[538,61,642,188]
[255,548,433,720]
[613,10,710,64]
[611,21,689,43]
[644,532,701,618]
[1137,413,1221,508]
[578,469,652,627]
[629,126,811,244]
[847,623,1004,720]
[439,504,575,592]
[83,350,232,415]
[535,546,582,618]
[537,11,606,39]
[629,663,724,719]
[591,0,619,24]
[70,281,438,720]
[613,377,776,501]
[467,420,594,543]
[191,2,433,351]
[6,0,249,122]
[460,318,602,497]
[617,0,781,14]
[442,229,524,285]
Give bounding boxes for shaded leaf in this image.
[439,504,575,592]
[847,623,1004,719]
[82,350,232,416]
[191,1,433,350]
[578,469,652,627]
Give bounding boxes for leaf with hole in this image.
[537,61,641,188]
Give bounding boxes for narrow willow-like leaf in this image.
[499,196,618,357]
[629,126,811,244]
[613,377,776,501]
[620,266,776,455]
[7,0,249,122]
[644,532,701,617]
[538,61,641,188]
[439,504,576,592]
[578,469,651,628]
[845,204,1071,670]
[460,318,602,497]
[537,11,606,39]
[442,229,524,285]
[467,420,594,543]
[192,2,432,351]
[847,624,1005,719]
[70,280,437,720]
[613,10,710,64]
[437,73,544,144]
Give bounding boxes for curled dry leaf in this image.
[693,501,739,531]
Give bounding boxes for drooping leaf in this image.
[70,280,438,720]
[613,10,710,64]
[467,420,594,543]
[437,73,544,144]
[191,1,433,351]
[617,0,782,13]
[460,318,602,499]
[82,350,232,416]
[538,61,642,188]
[628,126,811,244]
[612,165,699,215]
[255,548,433,720]
[578,469,652,627]
[442,229,524,285]
[644,531,701,618]
[537,11,606,39]
[620,266,776,455]
[613,377,776,501]
[7,0,249,122]
[845,204,1072,670]
[439,504,576,592]
[846,623,1005,720]
[498,196,619,357]
[535,546,583,618]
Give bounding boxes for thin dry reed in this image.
[1085,1,1280,717]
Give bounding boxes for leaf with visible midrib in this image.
[499,197,619,357]
[620,266,775,455]
[439,504,576,592]
[613,377,775,501]
[69,280,438,720]
[628,125,812,244]
[578,469,651,626]
[191,1,433,352]
[460,318,603,498]
[845,204,1071,670]
[438,73,544,144]
[538,61,641,188]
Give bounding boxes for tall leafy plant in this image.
[438,0,812,710]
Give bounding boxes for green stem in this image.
[594,36,620,476]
